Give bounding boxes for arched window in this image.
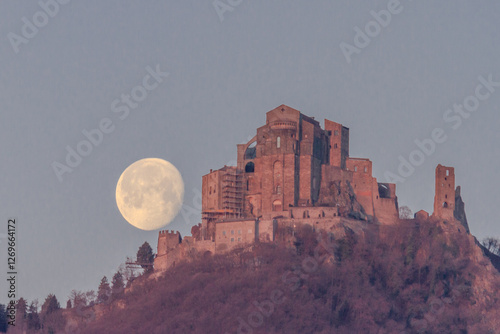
[443,202,448,208]
[245,162,255,173]
[244,141,257,159]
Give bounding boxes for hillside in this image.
[70,218,500,334]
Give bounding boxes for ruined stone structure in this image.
[155,105,466,271]
[432,164,456,220]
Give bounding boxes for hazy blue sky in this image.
[1,1,499,306]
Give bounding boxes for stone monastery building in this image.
[155,105,465,271]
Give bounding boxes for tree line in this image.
[0,241,154,333]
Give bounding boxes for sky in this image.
[1,0,499,306]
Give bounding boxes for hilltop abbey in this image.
[154,105,468,271]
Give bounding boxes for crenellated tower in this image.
[157,230,182,255]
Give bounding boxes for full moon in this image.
[116,158,184,231]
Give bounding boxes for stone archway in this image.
[272,200,282,212]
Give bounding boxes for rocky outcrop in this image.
[320,179,368,221]
[454,186,470,233]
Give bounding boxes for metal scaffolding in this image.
[221,168,244,218]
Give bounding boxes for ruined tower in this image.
[433,164,455,220]
[157,230,182,255]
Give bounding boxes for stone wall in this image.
[215,219,256,252]
[433,164,455,220]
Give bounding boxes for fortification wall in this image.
[154,237,216,272]
[372,180,398,225]
[157,230,181,256]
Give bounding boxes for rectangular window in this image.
[231,230,234,235]
[277,136,281,148]
[364,167,367,173]
[238,230,241,235]
[334,143,338,149]
[238,238,241,242]
[231,238,234,242]
[222,231,226,236]
[334,130,339,136]
[354,166,358,172]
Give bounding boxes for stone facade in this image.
[154,105,463,272]
[205,104,399,227]
[432,164,455,220]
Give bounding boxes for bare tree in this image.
[120,261,138,285]
[399,206,413,219]
[69,290,87,309]
[482,237,500,256]
[85,290,96,306]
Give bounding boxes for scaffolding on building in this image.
[221,167,244,219]
[201,167,245,223]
